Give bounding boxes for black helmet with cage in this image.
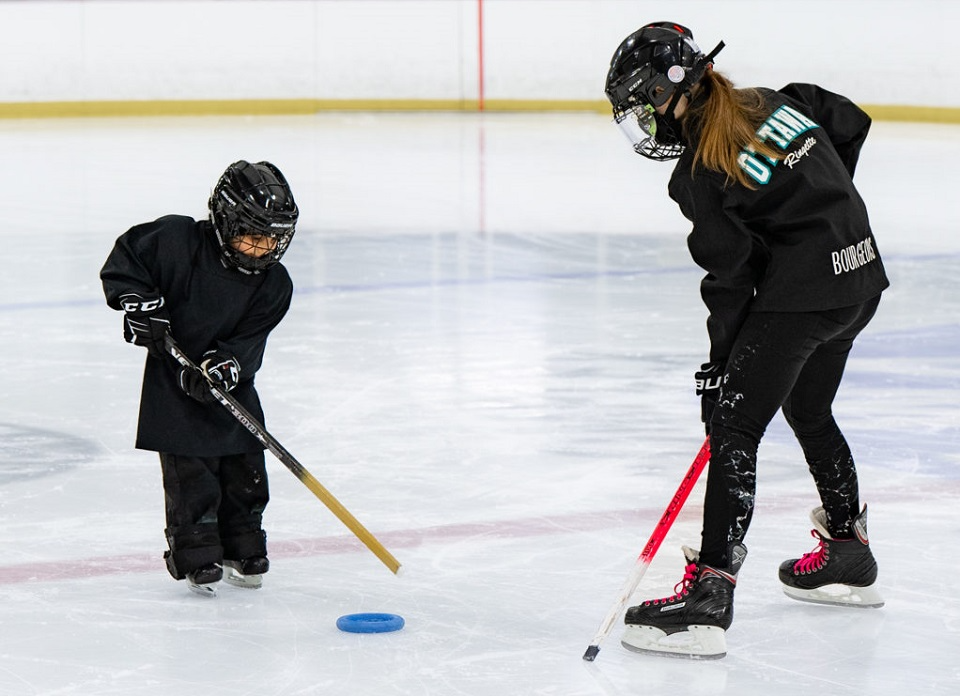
[209,160,299,273]
[605,22,724,161]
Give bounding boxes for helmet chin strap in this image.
[664,86,685,121]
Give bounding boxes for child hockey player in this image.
[603,23,888,657]
[101,160,298,596]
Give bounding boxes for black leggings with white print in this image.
[698,294,882,568]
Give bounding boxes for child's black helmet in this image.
[209,161,298,273]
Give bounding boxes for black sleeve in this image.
[778,83,871,178]
[671,172,766,364]
[699,266,758,365]
[100,222,164,310]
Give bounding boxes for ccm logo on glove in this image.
[119,292,171,358]
[120,294,165,313]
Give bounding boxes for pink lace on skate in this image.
[643,561,699,606]
[793,529,829,574]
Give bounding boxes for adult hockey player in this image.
[604,23,889,658]
[101,160,298,595]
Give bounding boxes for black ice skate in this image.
[779,505,883,608]
[223,556,269,589]
[621,543,746,659]
[187,563,222,597]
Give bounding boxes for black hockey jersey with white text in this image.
[668,83,889,363]
[100,216,293,456]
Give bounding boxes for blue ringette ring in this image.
[336,612,405,634]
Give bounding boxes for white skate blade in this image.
[188,581,218,598]
[782,582,884,608]
[621,624,727,660]
[223,565,263,589]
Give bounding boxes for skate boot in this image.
[186,563,222,597]
[779,505,883,608]
[621,543,747,659]
[223,556,269,589]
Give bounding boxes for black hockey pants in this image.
[159,451,269,579]
[699,295,881,568]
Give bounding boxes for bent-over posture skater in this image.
[604,22,888,658]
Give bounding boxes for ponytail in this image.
[684,70,781,189]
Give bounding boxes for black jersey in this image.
[100,215,292,456]
[668,83,889,363]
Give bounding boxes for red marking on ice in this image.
[0,508,658,586]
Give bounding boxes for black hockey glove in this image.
[695,361,724,435]
[120,292,171,358]
[178,350,240,403]
[201,350,240,392]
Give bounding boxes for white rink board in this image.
[0,0,957,107]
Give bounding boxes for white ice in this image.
[0,112,958,695]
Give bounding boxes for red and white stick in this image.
[582,438,711,661]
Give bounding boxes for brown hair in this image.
[683,69,781,189]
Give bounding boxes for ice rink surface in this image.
[0,112,958,695]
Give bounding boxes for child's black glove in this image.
[119,292,171,358]
[179,350,240,403]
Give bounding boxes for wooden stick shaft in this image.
[165,337,402,575]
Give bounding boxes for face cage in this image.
[223,230,294,272]
[614,104,685,161]
[214,211,296,273]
